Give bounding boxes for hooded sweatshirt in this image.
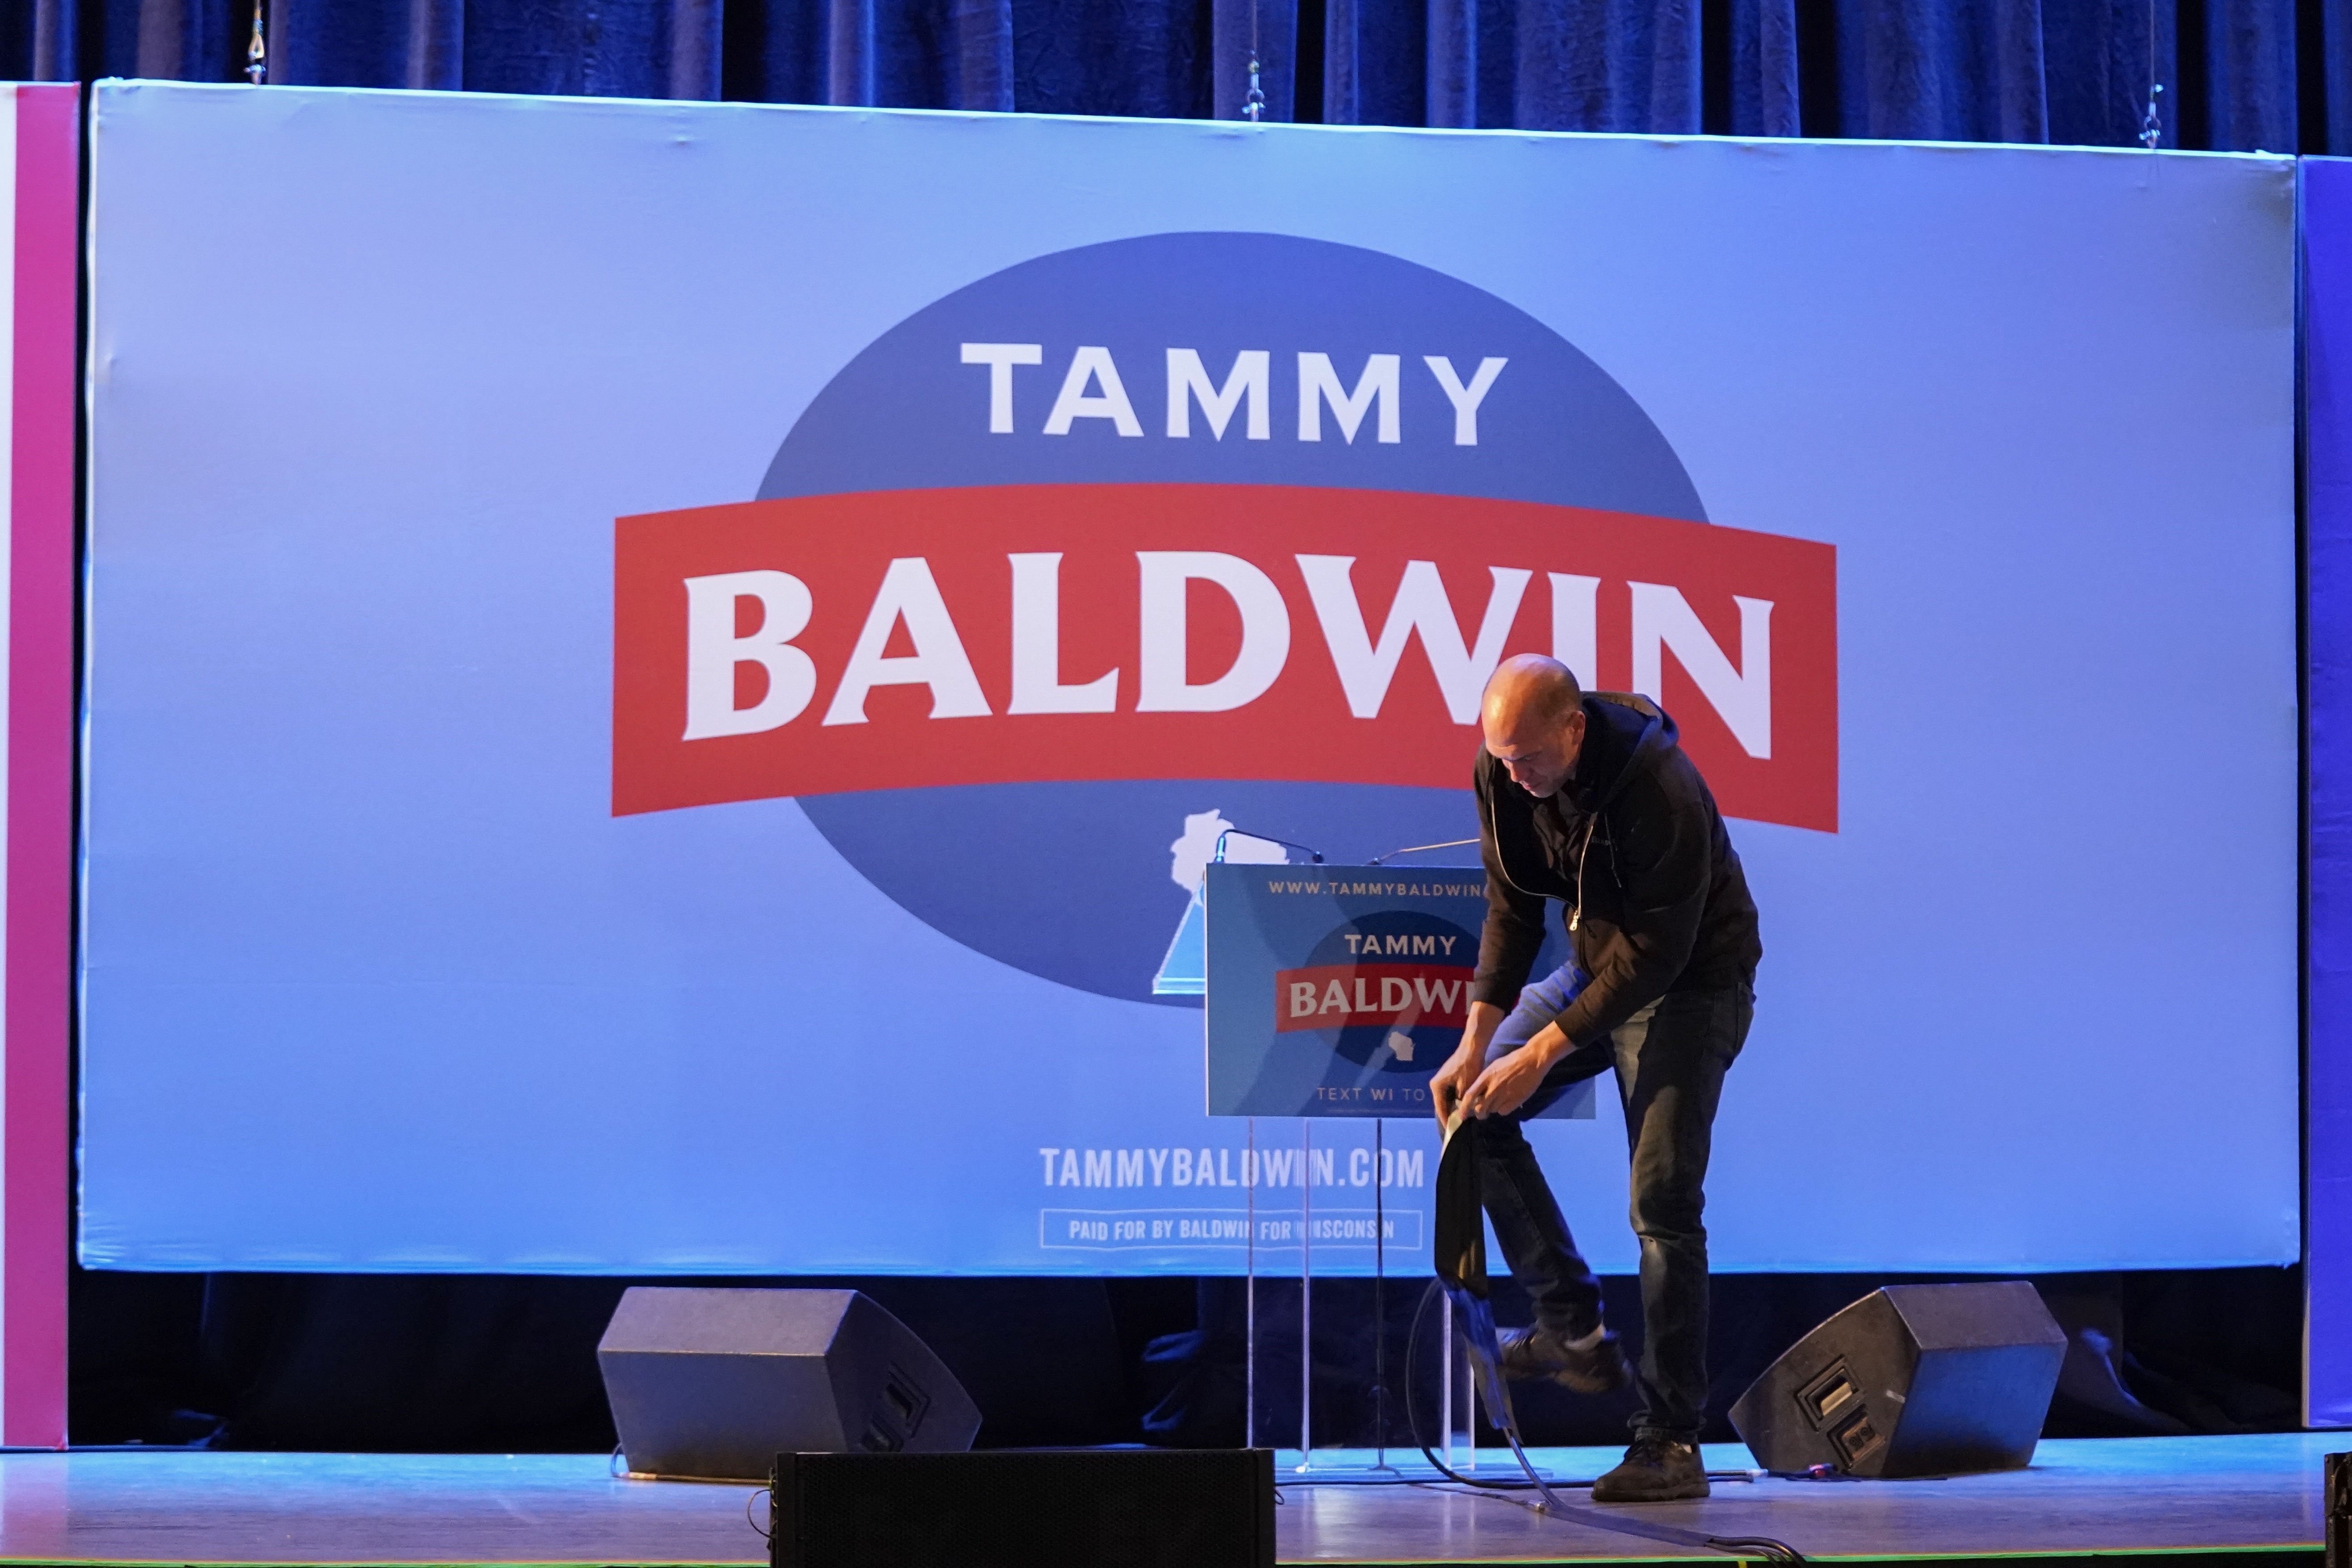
[1472,692,1761,1047]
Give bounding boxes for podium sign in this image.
[1204,864,1593,1120]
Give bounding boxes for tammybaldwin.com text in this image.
[1037,1145,1426,1189]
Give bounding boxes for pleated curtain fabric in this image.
[2,0,2346,151]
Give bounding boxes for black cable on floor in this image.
[1401,1279,1807,1564]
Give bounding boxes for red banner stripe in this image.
[613,483,1837,830]
[1273,963,1474,1031]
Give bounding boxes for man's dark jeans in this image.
[1478,976,1752,1442]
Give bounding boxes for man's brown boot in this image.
[1495,1324,1631,1395]
[1591,1436,1709,1502]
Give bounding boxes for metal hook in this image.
[246,0,267,83]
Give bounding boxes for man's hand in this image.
[1431,1002,1508,1126]
[1464,1026,1567,1119]
[1429,1044,1482,1128]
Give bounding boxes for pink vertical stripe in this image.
[6,83,77,1450]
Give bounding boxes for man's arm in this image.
[1456,784,1713,1121]
[1542,771,1711,1046]
[1470,761,1547,1012]
[1436,758,1549,1124]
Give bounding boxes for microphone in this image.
[1212,827,1323,864]
[1368,837,1479,866]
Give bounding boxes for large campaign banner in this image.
[80,82,2296,1278]
[0,83,76,1446]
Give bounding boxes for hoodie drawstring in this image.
[1568,813,1600,932]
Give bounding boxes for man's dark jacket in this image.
[1472,692,1761,1047]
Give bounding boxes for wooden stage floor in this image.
[0,1432,2330,1565]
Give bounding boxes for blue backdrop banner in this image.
[78,82,2298,1276]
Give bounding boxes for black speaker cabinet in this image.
[1728,1281,2065,1478]
[769,1449,1277,1568]
[597,1287,979,1481]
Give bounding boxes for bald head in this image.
[1481,655,1586,799]
[1483,655,1583,732]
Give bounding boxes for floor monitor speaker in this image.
[769,1449,1277,1568]
[1728,1280,2065,1478]
[597,1287,979,1481]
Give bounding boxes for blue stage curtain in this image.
[4,0,2346,150]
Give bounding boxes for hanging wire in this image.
[2139,0,2162,148]
[1243,0,1266,121]
[245,0,267,83]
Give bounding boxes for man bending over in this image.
[1429,655,1761,1503]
